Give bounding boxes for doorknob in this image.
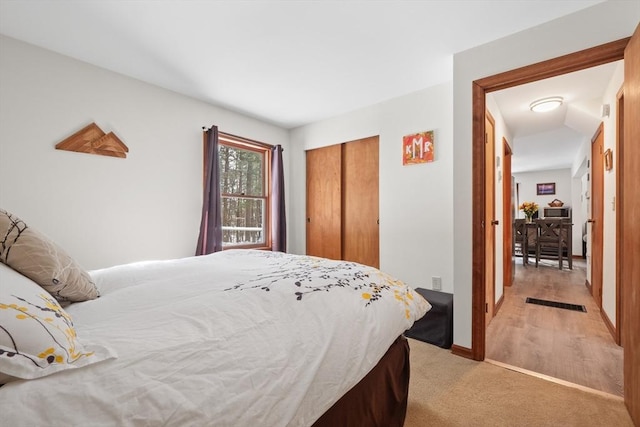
[587,219,595,223]
[491,220,499,225]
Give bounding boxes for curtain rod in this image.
[202,126,279,151]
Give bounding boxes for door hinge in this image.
[485,303,489,313]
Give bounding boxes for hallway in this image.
[485,258,623,396]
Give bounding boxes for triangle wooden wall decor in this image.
[55,122,129,158]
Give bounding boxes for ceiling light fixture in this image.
[529,96,563,113]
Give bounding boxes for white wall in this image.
[572,138,590,259]
[600,60,624,327]
[513,169,573,218]
[0,35,289,270]
[570,176,585,256]
[289,82,454,293]
[452,1,639,348]
[582,170,592,281]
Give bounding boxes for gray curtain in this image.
[271,145,286,252]
[196,126,223,255]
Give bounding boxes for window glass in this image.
[219,145,263,196]
[218,135,269,248]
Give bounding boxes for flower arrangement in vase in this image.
[519,201,539,223]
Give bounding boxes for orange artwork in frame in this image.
[403,131,434,165]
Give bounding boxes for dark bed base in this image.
[312,336,410,427]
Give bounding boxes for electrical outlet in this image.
[432,276,442,291]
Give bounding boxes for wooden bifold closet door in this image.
[306,136,379,268]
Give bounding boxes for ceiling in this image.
[0,0,618,174]
[491,60,621,174]
[0,0,605,130]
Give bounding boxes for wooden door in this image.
[485,113,496,324]
[502,139,513,287]
[622,22,640,426]
[342,136,380,268]
[306,144,342,260]
[590,124,604,308]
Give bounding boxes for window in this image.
[218,133,271,249]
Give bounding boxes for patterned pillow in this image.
[0,209,99,304]
[0,263,115,383]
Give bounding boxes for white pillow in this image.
[0,263,115,383]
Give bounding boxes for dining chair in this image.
[561,218,573,269]
[513,219,529,265]
[535,219,566,269]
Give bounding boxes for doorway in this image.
[485,72,622,395]
[469,33,640,420]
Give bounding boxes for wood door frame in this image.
[622,26,639,424]
[470,37,629,361]
[502,139,513,287]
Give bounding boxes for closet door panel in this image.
[342,136,379,268]
[306,145,342,260]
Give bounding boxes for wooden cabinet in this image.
[306,136,379,268]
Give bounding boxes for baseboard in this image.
[494,294,504,315]
[600,308,617,343]
[451,344,474,360]
[585,279,591,293]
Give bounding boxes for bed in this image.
[0,210,430,426]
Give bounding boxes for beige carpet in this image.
[405,338,633,426]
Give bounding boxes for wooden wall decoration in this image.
[55,122,128,158]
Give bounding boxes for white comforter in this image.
[0,250,430,426]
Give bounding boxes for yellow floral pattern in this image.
[225,251,422,317]
[0,292,94,370]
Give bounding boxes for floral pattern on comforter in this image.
[225,251,419,318]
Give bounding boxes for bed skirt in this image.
[312,335,410,427]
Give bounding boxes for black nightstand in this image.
[404,288,453,349]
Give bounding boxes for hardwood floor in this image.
[486,257,624,396]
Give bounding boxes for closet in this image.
[306,136,379,268]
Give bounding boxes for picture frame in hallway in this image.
[536,182,555,195]
[604,149,613,171]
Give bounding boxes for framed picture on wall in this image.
[402,130,434,165]
[536,182,556,195]
[604,149,613,171]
